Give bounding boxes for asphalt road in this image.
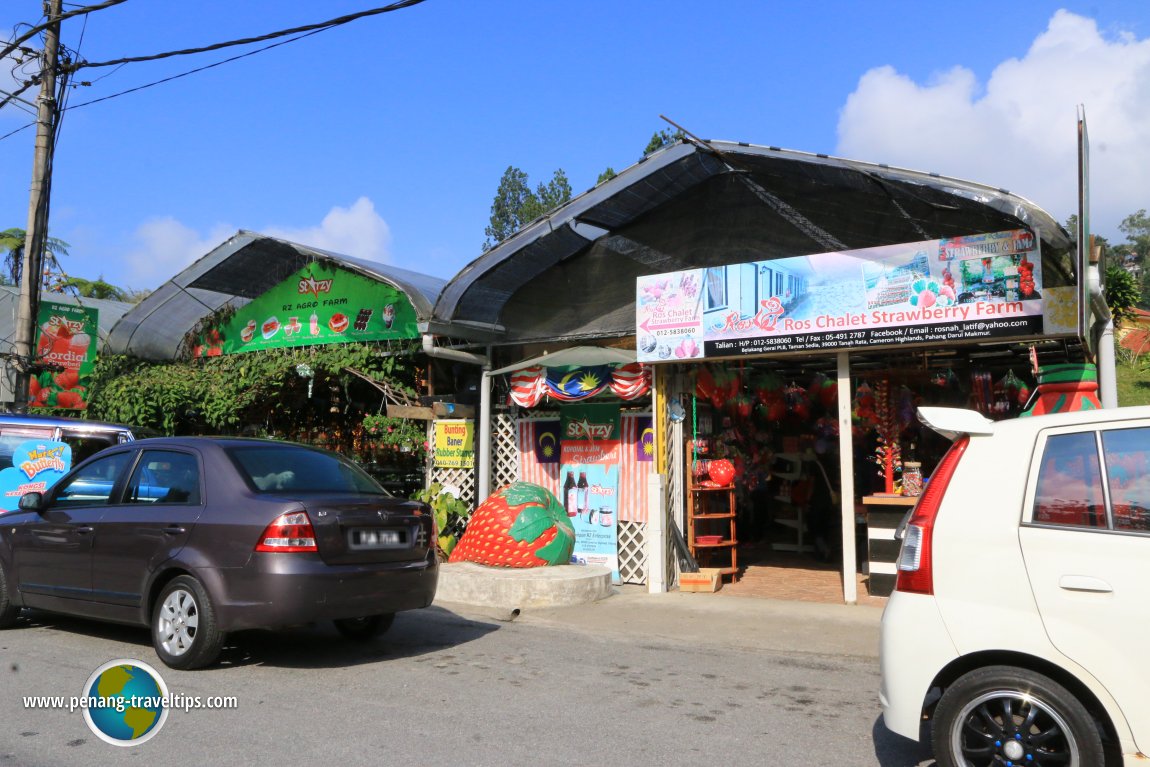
[0,597,934,767]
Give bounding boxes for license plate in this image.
[349,528,404,549]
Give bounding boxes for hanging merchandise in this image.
[872,379,901,494]
[784,382,809,421]
[970,371,995,416]
[853,381,877,429]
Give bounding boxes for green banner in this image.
[193,262,420,357]
[560,403,621,445]
[33,300,99,410]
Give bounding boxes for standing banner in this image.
[433,420,475,468]
[560,403,622,583]
[34,300,99,410]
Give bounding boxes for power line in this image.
[71,0,426,71]
[66,28,328,110]
[0,0,128,64]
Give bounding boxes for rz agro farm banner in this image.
[193,262,419,357]
[636,229,1069,362]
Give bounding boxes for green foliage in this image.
[85,342,420,435]
[482,166,572,251]
[1116,355,1150,406]
[361,413,426,458]
[1,227,70,286]
[643,128,686,156]
[596,167,617,184]
[412,482,470,560]
[52,275,126,301]
[1105,265,1140,325]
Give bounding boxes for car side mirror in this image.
[18,492,45,513]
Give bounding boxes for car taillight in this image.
[895,435,969,595]
[255,511,318,553]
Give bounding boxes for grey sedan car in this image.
[0,437,438,669]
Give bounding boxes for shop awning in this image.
[435,140,1074,346]
[106,231,447,360]
[488,345,637,375]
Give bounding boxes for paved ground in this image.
[444,582,883,660]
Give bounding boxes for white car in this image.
[881,405,1150,767]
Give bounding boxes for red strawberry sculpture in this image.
[449,482,576,568]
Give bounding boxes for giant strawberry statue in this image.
[449,482,576,568]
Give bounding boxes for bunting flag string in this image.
[508,363,651,407]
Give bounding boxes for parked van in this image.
[0,413,150,469]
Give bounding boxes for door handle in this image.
[1059,575,1113,593]
[75,526,94,535]
[162,526,186,535]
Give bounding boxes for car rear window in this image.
[227,445,388,495]
[1102,427,1150,532]
[1033,432,1105,528]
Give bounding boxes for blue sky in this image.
[3,1,1149,292]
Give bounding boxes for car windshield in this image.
[227,445,389,495]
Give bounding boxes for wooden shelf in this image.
[686,480,738,581]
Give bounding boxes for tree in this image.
[51,275,127,301]
[482,167,572,251]
[1,227,70,286]
[643,128,686,156]
[1116,210,1150,308]
[1104,265,1140,326]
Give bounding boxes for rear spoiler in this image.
[916,407,995,440]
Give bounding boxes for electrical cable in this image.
[0,0,128,64]
[71,0,426,71]
[66,28,327,110]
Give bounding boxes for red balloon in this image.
[708,459,736,486]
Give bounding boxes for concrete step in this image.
[434,562,613,611]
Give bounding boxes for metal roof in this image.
[106,231,447,360]
[0,285,132,353]
[434,140,1074,345]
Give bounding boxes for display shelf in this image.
[686,477,738,580]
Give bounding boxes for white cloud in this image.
[121,197,392,288]
[836,10,1150,240]
[123,216,233,288]
[263,197,392,263]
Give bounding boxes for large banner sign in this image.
[559,403,621,583]
[193,262,419,357]
[34,300,98,409]
[636,229,1055,361]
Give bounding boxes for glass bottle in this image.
[576,472,589,520]
[563,471,577,517]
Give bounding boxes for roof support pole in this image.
[420,335,490,504]
[478,360,493,501]
[1088,256,1118,408]
[837,351,858,605]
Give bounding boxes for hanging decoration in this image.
[509,363,651,407]
[872,379,901,493]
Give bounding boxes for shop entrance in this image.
[682,347,1046,602]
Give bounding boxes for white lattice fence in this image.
[618,520,647,584]
[491,410,519,490]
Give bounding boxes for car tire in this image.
[152,575,226,670]
[932,665,1105,767]
[333,613,395,641]
[0,564,19,629]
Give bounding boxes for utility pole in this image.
[13,0,63,412]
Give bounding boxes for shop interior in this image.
[682,339,1086,599]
